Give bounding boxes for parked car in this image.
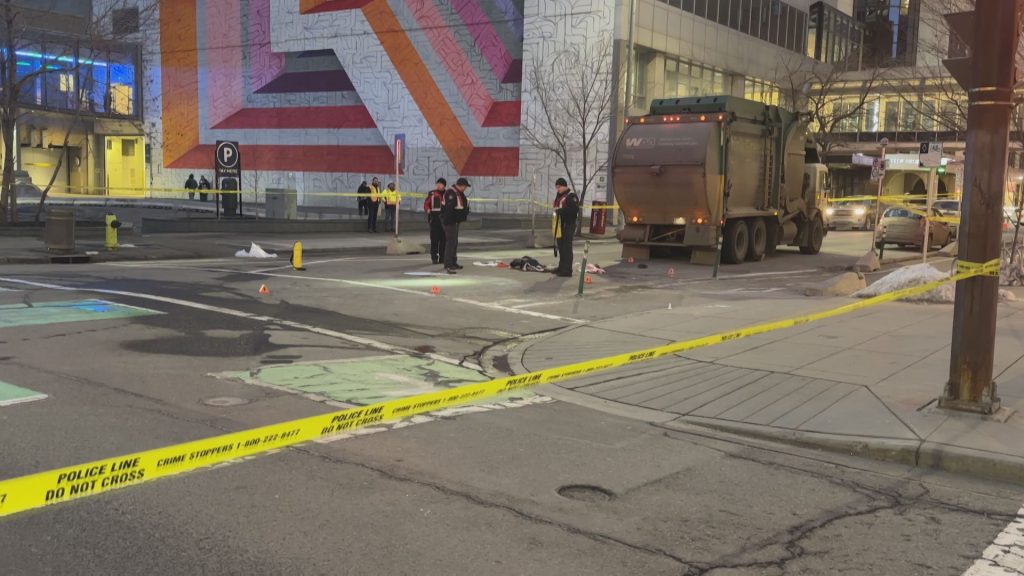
[826,202,874,231]
[11,171,44,210]
[874,207,952,249]
[934,199,961,238]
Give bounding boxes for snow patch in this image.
[855,263,1017,303]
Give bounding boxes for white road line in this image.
[962,507,1024,575]
[104,263,584,323]
[0,276,482,371]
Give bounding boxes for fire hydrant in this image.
[105,213,122,251]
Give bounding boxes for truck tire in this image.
[747,218,767,261]
[722,220,749,264]
[765,220,780,256]
[799,217,824,255]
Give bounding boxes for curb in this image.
[672,417,920,467]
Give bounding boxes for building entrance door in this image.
[104,136,145,196]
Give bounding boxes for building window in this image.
[59,73,74,93]
[808,2,863,70]
[855,0,920,67]
[657,0,807,55]
[665,58,726,99]
[112,8,140,35]
[744,77,781,106]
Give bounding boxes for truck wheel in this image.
[722,220,749,264]
[799,217,824,255]
[747,218,767,261]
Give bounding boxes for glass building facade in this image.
[14,43,140,118]
[854,0,920,67]
[655,0,809,55]
[807,1,863,70]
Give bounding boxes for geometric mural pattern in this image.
[161,0,523,176]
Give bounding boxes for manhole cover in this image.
[202,396,249,407]
[557,484,615,503]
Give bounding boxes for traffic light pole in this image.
[940,0,1020,414]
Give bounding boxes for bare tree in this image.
[0,0,156,224]
[522,39,616,232]
[776,56,886,158]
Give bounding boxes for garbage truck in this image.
[611,96,829,264]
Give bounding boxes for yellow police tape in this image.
[39,184,619,211]
[0,258,997,518]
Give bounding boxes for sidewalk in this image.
[510,290,1024,485]
[0,229,529,264]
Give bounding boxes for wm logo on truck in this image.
[624,137,655,149]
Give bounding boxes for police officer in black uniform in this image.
[552,177,579,277]
[424,178,447,264]
[442,177,470,274]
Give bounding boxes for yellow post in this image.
[291,241,306,271]
[104,214,120,251]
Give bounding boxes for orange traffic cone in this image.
[667,267,676,278]
[430,286,441,295]
[584,275,593,285]
[259,284,270,295]
[627,256,635,264]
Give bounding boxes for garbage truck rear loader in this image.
[612,96,829,264]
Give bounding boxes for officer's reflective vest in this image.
[425,191,443,212]
[552,192,578,239]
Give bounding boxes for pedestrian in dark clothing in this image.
[198,176,211,202]
[441,177,471,274]
[552,177,579,277]
[367,177,382,232]
[185,174,198,200]
[357,181,369,216]
[423,178,447,264]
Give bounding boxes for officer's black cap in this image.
[555,177,568,187]
[436,177,447,186]
[456,177,471,187]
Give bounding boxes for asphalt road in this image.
[0,233,1017,575]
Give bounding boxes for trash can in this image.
[589,201,607,235]
[266,188,298,219]
[45,208,76,252]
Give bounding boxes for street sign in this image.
[919,141,943,167]
[215,141,241,178]
[214,140,242,218]
[393,133,406,173]
[871,158,885,182]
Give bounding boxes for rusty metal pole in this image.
[940,0,1020,414]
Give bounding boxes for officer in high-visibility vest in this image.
[367,177,382,232]
[384,182,399,233]
[552,177,579,277]
[423,178,447,264]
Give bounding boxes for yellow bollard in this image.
[104,214,121,251]
[291,241,306,271]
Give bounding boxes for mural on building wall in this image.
[159,0,524,176]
